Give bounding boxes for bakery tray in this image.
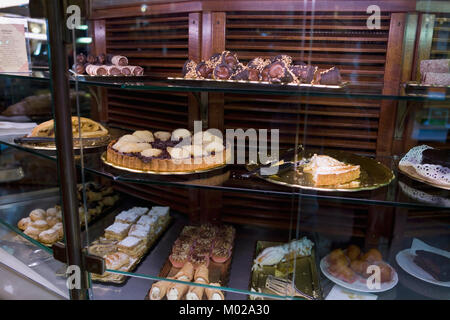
[168,77,349,89]
[249,241,322,300]
[14,134,111,151]
[91,217,173,284]
[246,149,395,192]
[404,81,450,98]
[101,152,228,175]
[71,74,148,82]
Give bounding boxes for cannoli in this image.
[119,66,132,76]
[129,66,144,76]
[205,283,224,300]
[149,277,174,300]
[186,279,207,300]
[174,261,194,281]
[106,65,122,76]
[167,281,189,300]
[111,55,129,66]
[85,64,108,76]
[194,264,209,283]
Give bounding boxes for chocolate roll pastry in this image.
[86,54,97,65]
[106,65,122,76]
[119,66,132,76]
[230,67,250,80]
[72,63,85,75]
[414,250,450,282]
[182,59,198,78]
[213,63,232,80]
[129,66,144,76]
[196,61,214,79]
[266,61,294,83]
[111,55,129,66]
[248,57,271,72]
[209,53,222,66]
[97,53,106,65]
[76,53,86,64]
[317,67,342,85]
[86,64,108,76]
[261,65,270,82]
[221,51,239,70]
[290,65,316,84]
[271,54,293,67]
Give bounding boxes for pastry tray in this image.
[399,164,450,191]
[70,73,147,82]
[404,81,450,98]
[249,241,322,300]
[101,152,228,175]
[14,134,111,151]
[246,149,395,192]
[91,217,173,284]
[168,77,349,89]
[144,228,235,300]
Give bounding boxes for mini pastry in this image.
[149,277,174,300]
[349,260,370,278]
[171,128,191,141]
[24,226,41,240]
[110,55,128,66]
[189,252,210,268]
[221,51,239,69]
[38,228,60,244]
[104,222,131,240]
[154,131,171,142]
[46,207,60,217]
[115,211,140,224]
[133,130,154,143]
[374,262,393,283]
[88,238,118,257]
[213,63,233,80]
[211,240,232,263]
[128,224,151,240]
[136,215,158,227]
[106,65,122,76]
[119,66,132,76]
[248,57,271,72]
[31,219,49,231]
[271,54,293,66]
[186,279,207,300]
[51,222,64,238]
[289,65,316,83]
[205,283,224,300]
[346,245,361,261]
[167,281,189,300]
[194,264,209,283]
[196,61,213,78]
[117,236,147,257]
[104,252,130,270]
[29,209,46,221]
[361,249,383,263]
[174,261,195,281]
[129,66,144,76]
[182,59,198,78]
[18,217,32,230]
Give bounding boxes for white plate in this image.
[395,249,450,287]
[320,255,398,293]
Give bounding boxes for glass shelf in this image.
[0,71,449,102]
[1,134,448,210]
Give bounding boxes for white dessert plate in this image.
[320,255,398,293]
[395,249,450,288]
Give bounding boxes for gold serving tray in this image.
[249,241,322,300]
[399,164,450,191]
[91,217,172,284]
[246,150,395,192]
[168,77,349,89]
[101,152,227,175]
[16,135,111,151]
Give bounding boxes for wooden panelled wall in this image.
[89,1,432,241]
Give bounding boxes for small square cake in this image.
[148,206,169,217]
[136,215,158,227]
[128,224,151,240]
[104,222,131,240]
[117,236,147,257]
[104,252,130,270]
[127,207,149,216]
[114,210,139,224]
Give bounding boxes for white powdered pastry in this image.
[167,288,179,300]
[167,147,190,159]
[105,222,130,234]
[204,141,224,154]
[171,128,191,141]
[400,145,450,186]
[115,211,139,224]
[133,130,154,143]
[141,148,162,158]
[186,292,199,300]
[137,215,157,226]
[118,236,142,248]
[127,207,149,216]
[118,134,143,143]
[151,287,160,300]
[128,226,150,239]
[130,223,152,234]
[154,131,171,141]
[149,206,170,217]
[211,293,222,300]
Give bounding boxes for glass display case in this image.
[0,0,448,301]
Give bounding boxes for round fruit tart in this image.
[106,128,230,172]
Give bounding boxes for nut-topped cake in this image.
[106,128,230,172]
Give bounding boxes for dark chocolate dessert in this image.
[318,67,342,85]
[414,250,450,282]
[196,61,213,78]
[213,63,232,80]
[421,148,450,167]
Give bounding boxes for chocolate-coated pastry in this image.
[261,65,270,81]
[72,63,85,74]
[221,50,239,69]
[248,57,271,72]
[230,68,249,80]
[129,66,144,76]
[271,54,293,67]
[318,67,342,85]
[86,54,97,65]
[421,148,450,167]
[290,65,316,84]
[213,63,232,80]
[182,59,197,78]
[414,250,450,282]
[209,53,222,66]
[267,61,294,83]
[196,61,213,79]
[97,53,106,64]
[76,53,86,64]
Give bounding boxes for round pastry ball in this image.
[31,219,49,231]
[327,248,346,264]
[29,209,46,221]
[18,217,32,230]
[24,226,41,240]
[46,216,60,228]
[375,262,393,283]
[350,260,370,278]
[361,248,383,263]
[346,244,361,261]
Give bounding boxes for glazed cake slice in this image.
[303,154,360,186]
